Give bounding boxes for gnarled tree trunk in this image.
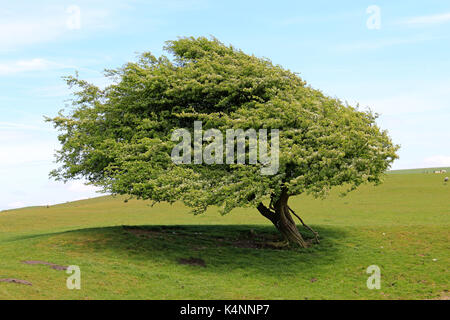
[257,190,308,248]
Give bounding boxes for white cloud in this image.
[0,58,93,76]
[0,141,56,166]
[335,34,443,52]
[6,201,26,209]
[362,94,442,116]
[278,11,359,26]
[0,19,64,51]
[398,12,450,26]
[0,123,57,166]
[0,122,53,132]
[423,156,450,167]
[0,57,103,76]
[357,83,450,116]
[0,58,54,75]
[67,181,102,193]
[0,5,112,51]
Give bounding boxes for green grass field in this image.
[0,173,448,300]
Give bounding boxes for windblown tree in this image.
[48,37,399,248]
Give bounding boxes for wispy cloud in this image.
[0,19,64,51]
[0,140,56,166]
[278,11,359,26]
[67,181,102,194]
[358,82,450,116]
[423,155,450,167]
[0,4,112,51]
[0,121,53,132]
[6,201,27,209]
[0,58,100,76]
[335,34,443,52]
[0,58,55,75]
[397,12,450,26]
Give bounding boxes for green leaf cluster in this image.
[47,36,399,214]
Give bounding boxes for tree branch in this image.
[257,202,276,223]
[288,206,320,243]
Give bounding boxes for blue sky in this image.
[1,0,449,210]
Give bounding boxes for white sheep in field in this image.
[445,177,449,182]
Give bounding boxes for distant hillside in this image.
[388,167,450,174]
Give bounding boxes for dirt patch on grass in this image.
[0,278,32,286]
[124,226,184,239]
[22,260,68,270]
[177,257,206,267]
[220,231,288,250]
[124,226,293,250]
[229,238,281,249]
[230,239,262,249]
[126,228,166,238]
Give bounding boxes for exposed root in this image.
[266,240,290,249]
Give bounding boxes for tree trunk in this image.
[257,191,308,248]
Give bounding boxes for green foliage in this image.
[47,36,399,214]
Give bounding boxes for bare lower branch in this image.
[257,202,276,222]
[288,206,320,243]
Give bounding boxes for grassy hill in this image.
[0,173,449,299]
[388,167,450,175]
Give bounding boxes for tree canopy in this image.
[48,36,399,219]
